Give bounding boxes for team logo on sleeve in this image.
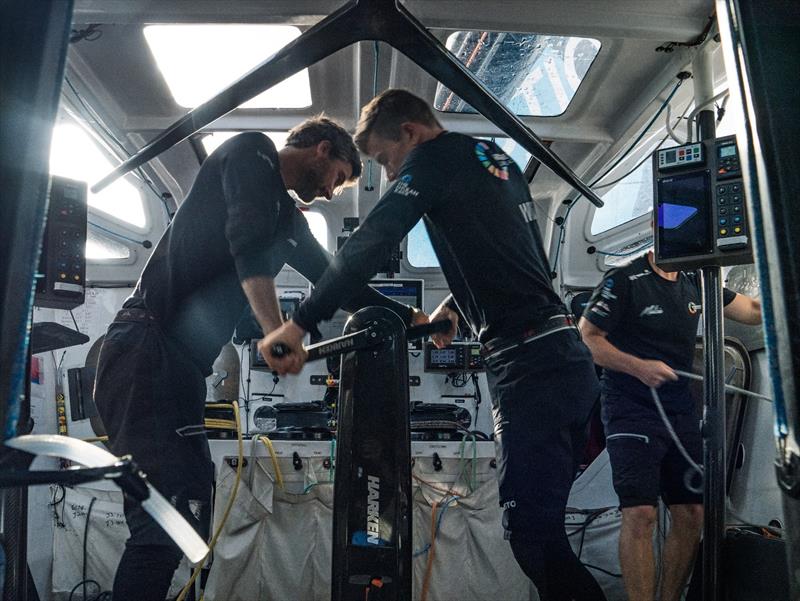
[475,141,510,180]
[392,174,419,197]
[597,277,617,300]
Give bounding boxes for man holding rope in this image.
[579,249,761,601]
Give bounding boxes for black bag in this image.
[253,400,332,434]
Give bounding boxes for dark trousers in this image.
[94,312,213,600]
[484,329,607,601]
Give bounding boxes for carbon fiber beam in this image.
[91,0,602,207]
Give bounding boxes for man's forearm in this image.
[241,276,284,334]
[583,333,646,379]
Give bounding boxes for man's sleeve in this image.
[582,269,630,334]
[293,164,444,331]
[220,134,287,281]
[286,211,414,324]
[722,287,737,306]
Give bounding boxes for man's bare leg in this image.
[660,503,703,601]
[619,505,657,601]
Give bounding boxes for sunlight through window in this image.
[49,124,146,227]
[201,131,290,156]
[144,25,312,109]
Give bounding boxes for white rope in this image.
[674,369,773,402]
[648,369,772,493]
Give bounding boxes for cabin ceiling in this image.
[66,0,715,206]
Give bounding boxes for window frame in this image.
[434,30,602,118]
[85,225,139,265]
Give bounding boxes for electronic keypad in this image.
[653,135,752,270]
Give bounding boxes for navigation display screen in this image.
[430,348,458,366]
[657,171,712,259]
[368,279,424,350]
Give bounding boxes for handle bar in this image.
[271,319,452,361]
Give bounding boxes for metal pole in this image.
[700,265,725,601]
[692,43,726,601]
[715,1,800,596]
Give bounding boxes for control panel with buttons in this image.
[654,135,752,270]
[715,181,747,249]
[657,142,704,170]
[713,137,748,253]
[34,176,87,310]
[424,342,484,373]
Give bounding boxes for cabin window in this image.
[589,98,744,235]
[50,123,147,228]
[434,31,601,117]
[201,131,289,156]
[407,220,438,268]
[589,134,687,235]
[406,138,527,269]
[590,160,654,235]
[143,25,312,109]
[86,230,132,260]
[302,211,328,249]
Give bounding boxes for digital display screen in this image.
[719,145,736,158]
[368,279,424,350]
[250,340,268,368]
[430,348,458,366]
[665,149,676,163]
[657,172,713,259]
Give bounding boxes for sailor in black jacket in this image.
[94,118,421,601]
[263,90,607,601]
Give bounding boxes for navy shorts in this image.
[604,407,703,508]
[484,329,600,540]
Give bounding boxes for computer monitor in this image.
[368,279,424,350]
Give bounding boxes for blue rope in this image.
[413,496,460,558]
[4,280,36,438]
[88,221,144,247]
[745,172,788,439]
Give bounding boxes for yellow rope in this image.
[204,403,235,410]
[258,435,285,490]
[204,418,238,430]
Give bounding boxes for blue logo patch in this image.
[351,530,390,547]
[400,174,413,184]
